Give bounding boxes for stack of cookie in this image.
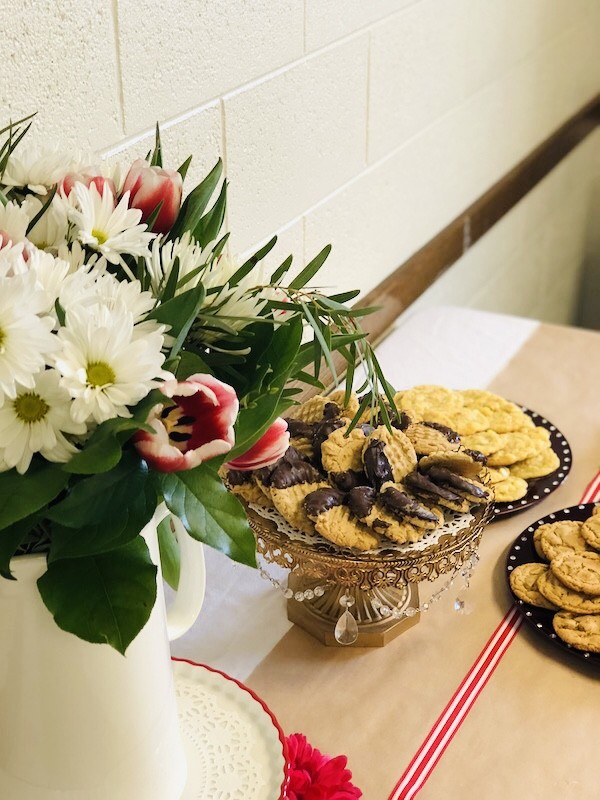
[509,509,600,653]
[395,386,559,503]
[225,389,491,552]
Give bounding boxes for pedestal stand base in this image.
[287,576,420,647]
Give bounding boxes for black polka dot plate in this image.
[506,503,600,667]
[491,407,572,519]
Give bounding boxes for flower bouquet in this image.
[0,114,393,654]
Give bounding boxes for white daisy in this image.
[1,145,88,195]
[0,273,59,401]
[145,231,210,298]
[0,200,29,247]
[0,240,28,278]
[68,183,154,266]
[58,269,156,326]
[0,369,87,474]
[54,304,169,424]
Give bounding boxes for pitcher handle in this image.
[159,509,206,642]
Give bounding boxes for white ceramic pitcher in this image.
[0,503,205,799]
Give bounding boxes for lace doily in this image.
[175,660,287,800]
[249,503,474,558]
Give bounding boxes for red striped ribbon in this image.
[388,469,600,800]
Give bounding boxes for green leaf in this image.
[0,463,69,531]
[147,285,206,359]
[0,515,39,579]
[149,122,163,167]
[168,159,223,242]
[176,349,213,379]
[37,537,157,655]
[270,254,293,284]
[63,395,163,475]
[161,255,180,302]
[158,464,256,567]
[192,179,227,248]
[177,155,193,181]
[48,454,156,560]
[289,245,332,290]
[157,515,180,590]
[144,199,164,232]
[229,236,277,287]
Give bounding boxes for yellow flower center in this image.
[13,392,50,423]
[87,361,116,388]
[92,228,108,246]
[0,325,5,354]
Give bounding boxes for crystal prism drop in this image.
[334,609,359,645]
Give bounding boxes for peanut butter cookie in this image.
[551,552,600,596]
[491,476,528,502]
[537,521,588,561]
[362,425,417,486]
[509,448,560,480]
[321,423,368,473]
[553,611,600,652]
[581,513,600,551]
[405,422,461,456]
[537,570,600,615]
[509,563,558,610]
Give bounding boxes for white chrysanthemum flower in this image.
[56,241,102,274]
[23,196,69,252]
[145,231,210,297]
[54,304,169,424]
[58,269,156,327]
[68,183,154,266]
[0,200,29,246]
[25,249,71,314]
[0,240,28,277]
[0,450,9,472]
[198,254,269,340]
[0,369,87,474]
[2,145,88,195]
[0,273,59,401]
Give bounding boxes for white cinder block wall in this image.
[3,0,600,324]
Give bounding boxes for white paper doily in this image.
[174,659,288,800]
[249,502,474,556]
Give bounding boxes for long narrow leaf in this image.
[289,245,332,290]
[270,254,293,284]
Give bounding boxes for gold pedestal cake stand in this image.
[247,499,494,648]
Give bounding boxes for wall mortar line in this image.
[110,0,127,136]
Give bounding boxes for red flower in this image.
[285,734,362,800]
[226,417,290,471]
[122,158,183,234]
[60,172,117,201]
[134,374,238,472]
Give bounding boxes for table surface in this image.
[172,306,600,800]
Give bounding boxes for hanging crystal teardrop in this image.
[334,609,359,645]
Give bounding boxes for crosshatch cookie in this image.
[537,570,600,615]
[309,502,379,551]
[419,451,482,479]
[221,468,273,508]
[321,423,368,473]
[326,389,360,421]
[552,611,600,653]
[285,395,339,424]
[404,470,469,512]
[581,513,600,551]
[509,563,558,610]
[491,476,528,502]
[405,422,461,455]
[537,521,588,561]
[397,385,463,423]
[425,467,490,505]
[380,482,444,528]
[347,485,423,544]
[486,430,549,466]
[271,481,329,534]
[551,552,600,596]
[362,425,417,486]
[509,448,560,480]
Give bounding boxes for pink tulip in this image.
[134,374,239,473]
[60,173,116,200]
[122,159,183,234]
[226,417,290,471]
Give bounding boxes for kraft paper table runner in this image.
[244,321,600,800]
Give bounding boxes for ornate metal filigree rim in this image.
[249,500,494,589]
